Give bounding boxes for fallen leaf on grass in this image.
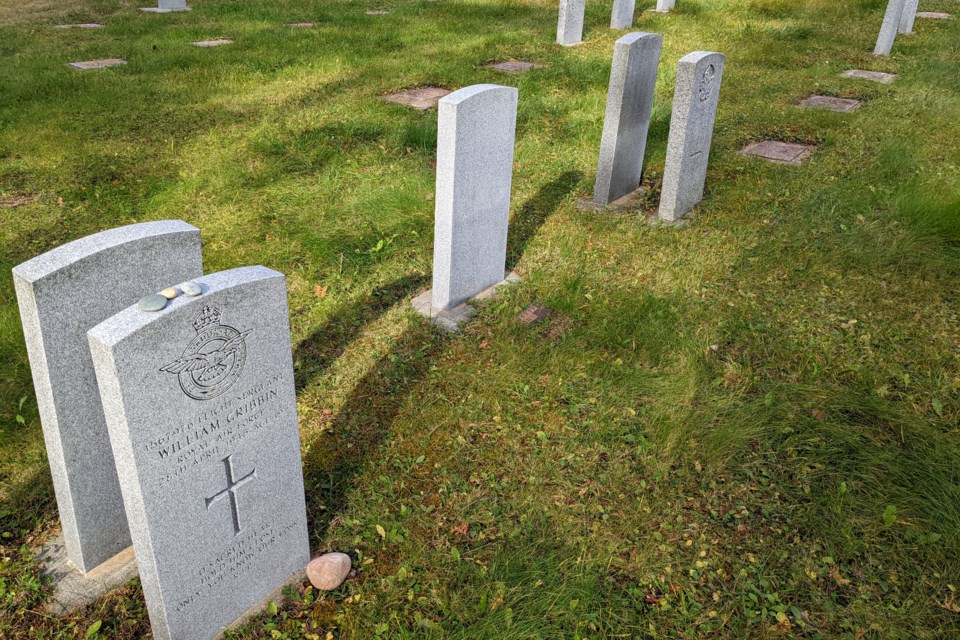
[314,285,328,298]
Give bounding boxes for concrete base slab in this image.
[191,39,233,47]
[366,10,391,15]
[577,187,647,212]
[916,11,951,18]
[841,69,896,84]
[67,58,126,69]
[742,140,815,164]
[288,22,317,27]
[140,6,192,11]
[383,87,452,110]
[54,23,104,29]
[486,61,546,74]
[412,272,520,332]
[798,95,862,112]
[37,535,138,616]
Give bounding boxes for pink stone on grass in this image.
[383,87,451,110]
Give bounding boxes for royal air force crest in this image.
[160,305,252,400]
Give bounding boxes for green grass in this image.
[1,0,959,637]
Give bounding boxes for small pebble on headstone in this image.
[180,281,202,296]
[916,11,951,19]
[798,95,862,112]
[138,294,168,312]
[67,58,126,70]
[741,140,815,165]
[841,69,896,84]
[191,39,233,47]
[306,553,352,591]
[486,61,545,74]
[383,87,451,110]
[160,287,180,300]
[518,302,552,325]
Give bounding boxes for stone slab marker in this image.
[12,221,202,574]
[610,0,636,28]
[874,0,907,55]
[557,0,586,45]
[658,51,725,223]
[655,0,676,12]
[592,32,663,206]
[899,0,920,33]
[88,266,309,640]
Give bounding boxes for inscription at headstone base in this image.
[88,266,309,640]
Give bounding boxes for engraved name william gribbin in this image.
[160,305,253,400]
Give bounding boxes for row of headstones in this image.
[875,0,951,55]
[559,0,678,47]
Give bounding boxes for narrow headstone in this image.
[610,0,636,28]
[411,85,519,331]
[592,32,663,206]
[798,95,862,112]
[557,0,586,46]
[841,69,896,83]
[383,87,451,110]
[741,140,815,164]
[899,0,920,33]
[658,51,725,223]
[655,0,676,12]
[874,0,907,56]
[12,221,202,574]
[141,0,191,12]
[88,266,310,640]
[67,59,126,69]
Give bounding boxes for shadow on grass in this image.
[507,170,582,269]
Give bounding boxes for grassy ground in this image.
[1,0,959,637]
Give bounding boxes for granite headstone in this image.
[899,0,920,33]
[874,0,907,55]
[557,0,586,45]
[610,0,636,29]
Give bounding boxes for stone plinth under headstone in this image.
[67,58,126,69]
[38,534,138,616]
[88,266,309,640]
[916,11,951,19]
[486,61,545,74]
[412,272,520,332]
[192,39,233,47]
[841,69,896,83]
[610,0,636,28]
[658,51,725,223]
[55,23,104,29]
[593,32,663,206]
[13,221,203,574]
[874,0,907,55]
[141,0,191,12]
[798,95,862,112]
[557,0,586,46]
[383,87,451,110]
[654,0,676,12]
[899,0,920,32]
[742,141,815,164]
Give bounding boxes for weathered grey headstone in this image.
[412,85,519,330]
[592,32,663,206]
[67,59,126,69]
[741,140,815,164]
[658,51,725,223]
[655,0,676,12]
[841,69,896,83]
[141,0,191,12]
[899,0,920,32]
[12,221,202,574]
[610,0,636,28]
[798,95,862,112]
[874,0,907,55]
[88,266,309,640]
[557,0,586,45]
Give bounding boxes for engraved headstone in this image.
[592,32,663,206]
[658,51,725,223]
[412,85,519,331]
[655,0,676,12]
[141,0,191,12]
[88,266,309,640]
[899,0,919,33]
[610,0,636,28]
[557,0,586,45]
[874,0,907,56]
[12,221,202,574]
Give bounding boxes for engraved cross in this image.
[205,455,256,536]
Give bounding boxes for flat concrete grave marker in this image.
[658,51,725,223]
[412,84,520,331]
[192,39,234,47]
[68,58,126,69]
[12,221,202,577]
[798,95,862,112]
[841,69,896,84]
[742,140,815,164]
[557,0,586,45]
[610,0,636,28]
[288,22,317,27]
[916,11,952,19]
[899,0,920,32]
[141,0,191,12]
[486,61,546,74]
[655,0,676,12]
[383,87,451,110]
[55,23,104,29]
[88,266,310,640]
[366,9,391,15]
[592,32,663,206]
[874,0,907,55]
